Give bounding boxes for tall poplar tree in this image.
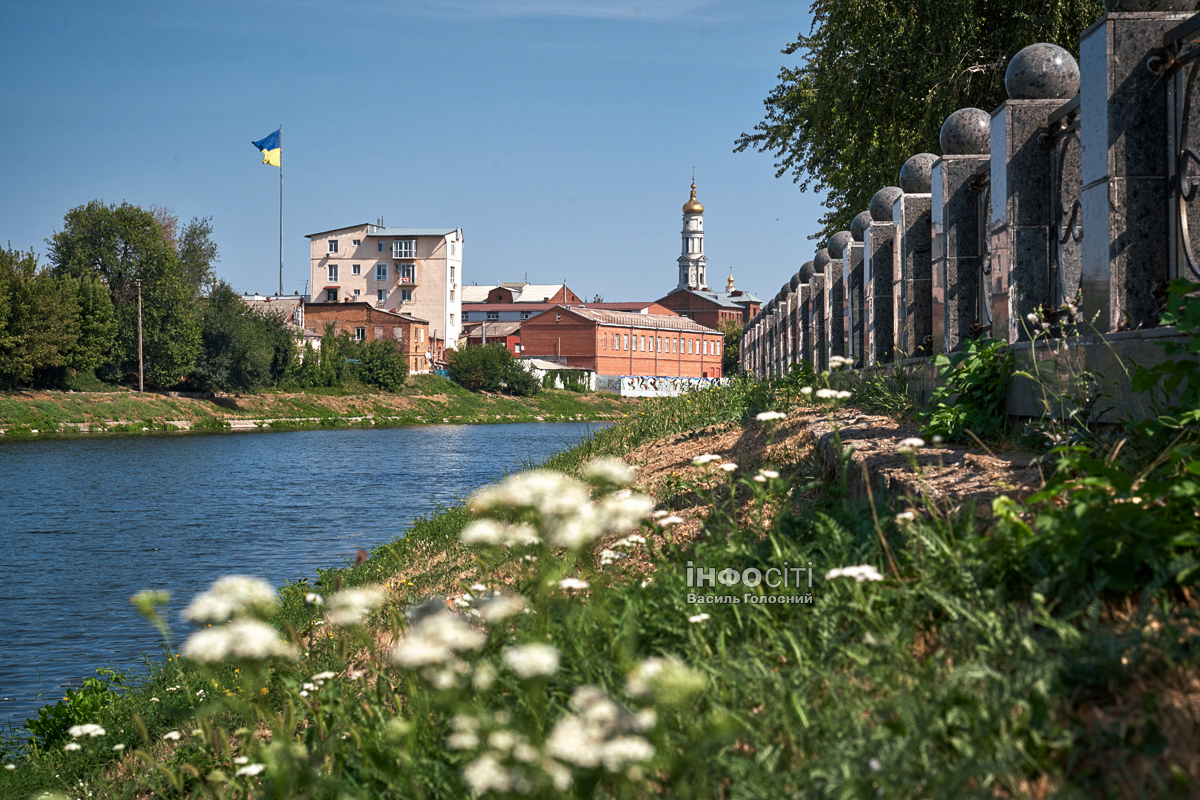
[734,0,1104,243]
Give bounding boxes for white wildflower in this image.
[311,671,336,684]
[825,565,885,583]
[235,764,265,777]
[233,757,249,764]
[659,515,684,526]
[869,757,883,772]
[835,390,853,399]
[688,613,710,623]
[718,462,738,472]
[182,576,278,623]
[895,511,916,524]
[897,437,925,451]
[595,491,655,536]
[546,504,603,549]
[478,593,526,623]
[582,457,636,487]
[600,736,656,772]
[462,752,511,794]
[473,663,496,690]
[392,612,486,668]
[932,435,944,445]
[543,758,573,790]
[627,656,706,705]
[800,386,814,395]
[502,643,560,678]
[112,744,125,752]
[68,724,105,738]
[815,388,839,399]
[461,519,541,548]
[470,470,590,523]
[760,469,780,479]
[182,618,297,663]
[691,454,721,466]
[652,509,669,519]
[304,593,324,606]
[3,764,13,770]
[558,577,589,590]
[326,586,387,626]
[488,730,518,751]
[1026,312,1039,325]
[162,731,181,741]
[63,742,81,752]
[299,690,310,698]
[447,730,479,750]
[755,411,787,422]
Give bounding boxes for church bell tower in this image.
[677,180,707,290]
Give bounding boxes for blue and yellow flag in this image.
[252,128,281,167]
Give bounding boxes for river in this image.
[0,422,604,735]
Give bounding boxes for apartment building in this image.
[307,222,463,352]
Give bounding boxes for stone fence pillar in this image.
[932,108,991,353]
[827,231,852,359]
[989,43,1081,342]
[865,187,901,365]
[848,211,870,366]
[799,261,815,367]
[895,154,935,357]
[1080,0,1192,331]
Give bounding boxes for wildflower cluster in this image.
[179,576,296,664]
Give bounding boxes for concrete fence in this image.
[739,0,1200,415]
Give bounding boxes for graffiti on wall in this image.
[618,376,729,398]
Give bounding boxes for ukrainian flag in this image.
[252,128,281,167]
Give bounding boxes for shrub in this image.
[919,337,1013,442]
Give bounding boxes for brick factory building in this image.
[302,302,432,373]
[520,307,724,378]
[461,321,523,355]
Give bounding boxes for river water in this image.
[0,422,603,734]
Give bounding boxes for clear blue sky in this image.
[1,0,827,305]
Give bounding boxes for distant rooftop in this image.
[306,223,458,238]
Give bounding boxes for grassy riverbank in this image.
[2,376,1198,798]
[0,375,630,436]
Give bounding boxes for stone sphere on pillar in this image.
[1005,43,1079,100]
[850,210,872,241]
[776,288,787,303]
[899,154,937,193]
[799,260,815,282]
[814,248,832,271]
[939,108,990,155]
[827,230,853,259]
[869,187,902,222]
[789,273,801,291]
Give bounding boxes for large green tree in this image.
[735,0,1102,242]
[47,201,202,387]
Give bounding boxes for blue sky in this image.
[0,0,825,304]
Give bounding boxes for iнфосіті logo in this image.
[685,560,814,605]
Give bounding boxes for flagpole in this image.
[279,123,283,296]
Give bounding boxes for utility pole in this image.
[136,279,144,392]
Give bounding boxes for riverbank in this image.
[3,379,1198,798]
[0,375,630,436]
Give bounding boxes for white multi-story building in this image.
[306,222,464,350]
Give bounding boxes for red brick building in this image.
[302,302,431,373]
[461,321,522,355]
[656,274,762,330]
[520,307,724,378]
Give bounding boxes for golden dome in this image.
[726,271,735,291]
[682,181,704,214]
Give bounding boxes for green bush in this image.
[919,337,1013,442]
[446,344,538,396]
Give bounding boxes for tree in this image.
[177,216,219,297]
[359,339,408,392]
[719,320,744,376]
[0,246,78,387]
[446,343,537,395]
[47,200,202,388]
[191,282,274,392]
[734,0,1102,243]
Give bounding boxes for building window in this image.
[623,334,628,350]
[687,339,692,354]
[393,239,416,258]
[326,288,338,302]
[400,264,416,282]
[401,289,412,302]
[352,239,360,246]
[463,312,470,322]
[377,289,387,302]
[487,311,499,321]
[450,289,455,301]
[327,264,338,281]
[450,313,455,324]
[352,264,361,275]
[378,241,385,252]
[376,264,388,281]
[556,313,561,321]
[327,239,338,253]
[450,265,455,281]
[450,242,456,256]
[521,311,531,320]
[355,327,366,342]
[353,289,360,297]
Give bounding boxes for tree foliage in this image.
[290,326,409,392]
[719,320,744,375]
[446,344,540,396]
[46,200,203,387]
[734,0,1103,242]
[191,282,278,393]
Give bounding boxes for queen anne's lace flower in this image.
[546,686,656,773]
[718,462,738,472]
[182,619,297,662]
[478,593,527,623]
[392,612,486,668]
[688,613,710,623]
[897,437,925,451]
[68,724,105,738]
[582,457,636,487]
[327,586,388,626]
[502,643,560,678]
[182,576,278,623]
[691,454,721,466]
[755,411,787,422]
[825,565,885,583]
[235,764,265,777]
[462,752,512,794]
[559,578,589,590]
